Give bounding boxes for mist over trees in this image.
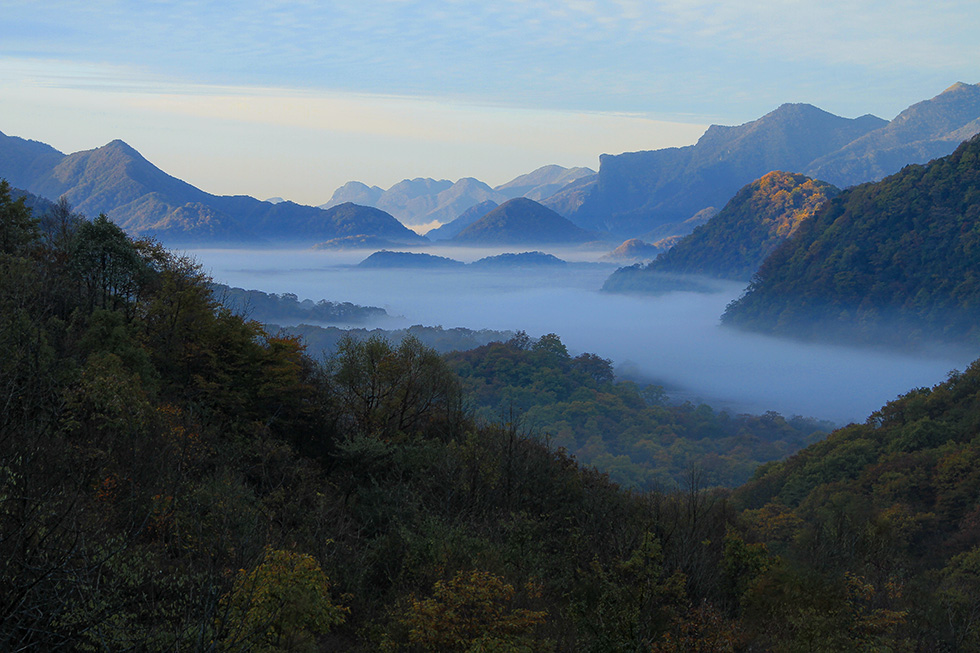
[6,118,980,650]
[2,84,980,651]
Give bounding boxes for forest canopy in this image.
[4,180,980,650]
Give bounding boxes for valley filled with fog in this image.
[188,246,973,425]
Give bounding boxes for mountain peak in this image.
[453,197,596,245]
[943,81,976,94]
[102,139,141,156]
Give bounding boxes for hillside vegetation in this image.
[723,134,980,349]
[5,179,980,650]
[447,336,831,488]
[604,171,838,293]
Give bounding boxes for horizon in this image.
[2,2,978,206]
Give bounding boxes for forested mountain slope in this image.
[723,134,980,349]
[446,336,831,488]
[729,357,980,649]
[603,171,838,292]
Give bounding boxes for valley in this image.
[188,245,971,425]
[3,73,980,649]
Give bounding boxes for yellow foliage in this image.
[218,547,347,653]
[393,570,549,652]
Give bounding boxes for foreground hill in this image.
[0,135,426,246]
[729,357,980,649]
[7,182,980,649]
[0,186,828,650]
[723,134,980,349]
[603,171,839,292]
[452,197,598,245]
[547,83,980,240]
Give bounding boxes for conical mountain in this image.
[32,140,214,226]
[425,199,498,241]
[452,197,597,245]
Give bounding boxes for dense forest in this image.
[658,172,835,280]
[5,179,980,650]
[723,134,980,349]
[445,337,832,488]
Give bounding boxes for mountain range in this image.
[1,83,977,250]
[546,82,980,240]
[0,134,425,246]
[319,165,595,227]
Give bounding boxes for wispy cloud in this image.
[1,0,976,202]
[5,0,975,121]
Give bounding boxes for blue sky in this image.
[1,1,977,205]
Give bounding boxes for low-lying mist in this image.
[187,246,975,425]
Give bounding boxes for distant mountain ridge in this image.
[807,82,980,187]
[0,135,425,246]
[546,83,980,240]
[319,165,595,227]
[547,104,885,238]
[3,83,978,248]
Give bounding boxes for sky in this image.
[1,1,978,206]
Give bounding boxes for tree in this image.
[0,179,39,256]
[70,214,149,315]
[391,570,548,652]
[218,547,347,652]
[330,334,462,440]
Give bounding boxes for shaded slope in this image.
[0,130,66,190]
[5,138,425,245]
[425,199,498,240]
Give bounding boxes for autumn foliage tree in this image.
[389,570,549,652]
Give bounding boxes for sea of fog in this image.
[186,246,976,425]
